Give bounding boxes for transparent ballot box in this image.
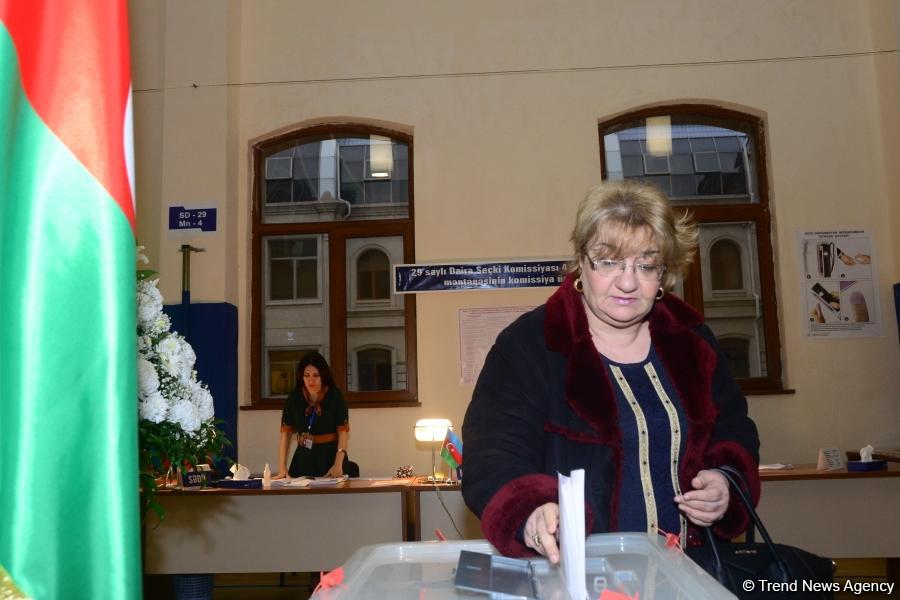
[311,533,733,599]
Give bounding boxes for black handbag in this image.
[686,466,835,599]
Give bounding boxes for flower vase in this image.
[164,466,182,490]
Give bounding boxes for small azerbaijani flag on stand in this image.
[441,429,464,471]
[0,1,141,599]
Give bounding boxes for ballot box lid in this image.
[311,532,731,599]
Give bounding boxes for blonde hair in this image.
[568,180,698,290]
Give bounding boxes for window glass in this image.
[267,237,319,301]
[700,222,767,378]
[293,143,320,202]
[622,155,644,177]
[643,154,670,174]
[718,338,751,378]
[690,137,716,152]
[253,127,416,406]
[603,117,756,205]
[262,136,409,224]
[356,348,393,391]
[710,239,743,290]
[601,108,782,391]
[268,349,316,397]
[261,235,328,397]
[357,249,390,300]
[346,236,406,393]
[693,151,721,173]
[620,140,642,156]
[670,154,694,175]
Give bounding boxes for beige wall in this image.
[130,0,900,477]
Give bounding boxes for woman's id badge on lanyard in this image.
[300,411,316,449]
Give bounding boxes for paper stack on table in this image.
[558,469,588,600]
[270,477,311,488]
[308,475,349,486]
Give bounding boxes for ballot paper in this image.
[308,475,349,486]
[270,477,311,488]
[558,469,588,600]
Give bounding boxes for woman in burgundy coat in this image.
[462,180,760,563]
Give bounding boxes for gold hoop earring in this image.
[656,287,665,300]
[574,278,583,293]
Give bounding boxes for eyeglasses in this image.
[587,258,666,281]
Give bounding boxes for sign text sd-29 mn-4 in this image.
[168,206,217,232]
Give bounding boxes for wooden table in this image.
[144,480,408,574]
[757,463,900,559]
[759,461,900,481]
[146,465,899,575]
[406,465,900,559]
[404,478,482,542]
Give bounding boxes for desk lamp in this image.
[414,418,452,481]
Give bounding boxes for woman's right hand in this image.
[524,502,560,564]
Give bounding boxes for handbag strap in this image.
[701,527,728,583]
[714,467,770,547]
[705,466,791,582]
[716,465,754,542]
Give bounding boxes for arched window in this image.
[252,124,417,407]
[710,239,743,290]
[357,248,390,300]
[718,337,751,379]
[600,105,783,392]
[357,347,393,391]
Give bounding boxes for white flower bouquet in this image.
[137,257,230,520]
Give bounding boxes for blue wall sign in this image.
[394,260,568,293]
[168,206,217,232]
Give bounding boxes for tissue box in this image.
[847,459,887,472]
[214,478,262,489]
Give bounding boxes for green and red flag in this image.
[0,1,140,599]
[441,429,463,471]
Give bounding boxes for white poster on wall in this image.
[458,306,533,385]
[797,230,881,338]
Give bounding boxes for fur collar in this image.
[544,275,703,353]
[543,275,715,442]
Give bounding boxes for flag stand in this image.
[179,244,204,330]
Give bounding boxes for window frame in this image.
[353,345,395,392]
[251,123,418,408]
[718,335,752,379]
[355,247,392,302]
[599,104,785,394]
[264,234,323,305]
[708,237,744,292]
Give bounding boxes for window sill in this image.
[241,395,422,410]
[743,387,796,396]
[240,400,285,411]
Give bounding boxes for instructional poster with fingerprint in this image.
[797,230,881,338]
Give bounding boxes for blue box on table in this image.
[847,459,887,472]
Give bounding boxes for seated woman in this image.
[461,180,760,563]
[273,352,350,478]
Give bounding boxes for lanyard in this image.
[306,410,316,432]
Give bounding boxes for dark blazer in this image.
[461,276,760,557]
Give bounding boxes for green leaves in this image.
[138,419,232,523]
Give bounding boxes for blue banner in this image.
[394,260,567,293]
[168,206,217,232]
